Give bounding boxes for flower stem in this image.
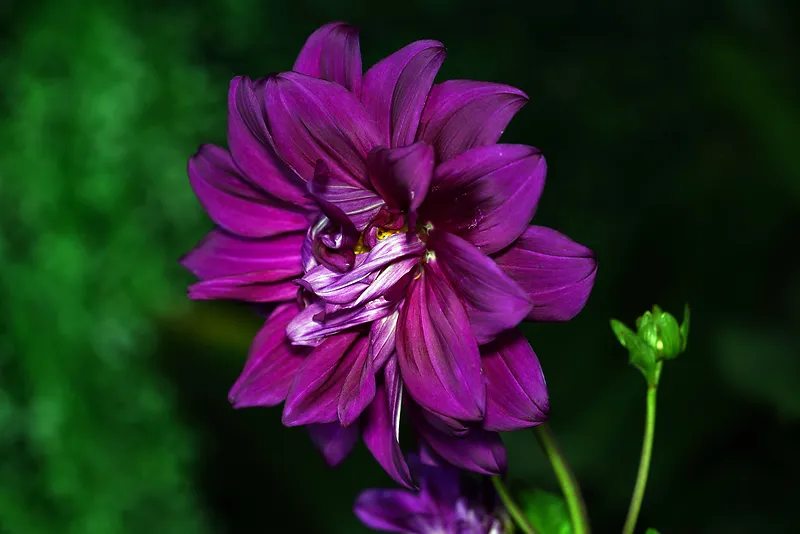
[534,423,590,534]
[622,377,659,534]
[492,476,539,534]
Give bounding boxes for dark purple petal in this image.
[282,332,364,426]
[493,225,597,321]
[293,22,362,96]
[367,143,435,221]
[187,273,300,302]
[308,422,360,467]
[369,311,398,370]
[188,145,308,238]
[362,40,446,148]
[363,358,414,488]
[414,414,507,475]
[482,330,549,432]
[396,261,485,422]
[310,159,384,231]
[227,77,312,209]
[228,303,308,408]
[425,144,546,254]
[265,72,381,186]
[181,229,303,281]
[418,80,528,162]
[430,232,531,344]
[354,257,419,307]
[354,489,430,533]
[287,298,398,346]
[338,337,376,427]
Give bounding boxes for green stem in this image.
[534,423,590,534]
[492,476,539,534]
[622,380,659,534]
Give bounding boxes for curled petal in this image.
[367,142,434,219]
[396,261,485,422]
[228,303,309,408]
[362,40,446,148]
[418,80,528,162]
[287,298,398,346]
[338,338,376,427]
[310,160,384,231]
[227,77,311,208]
[282,332,364,426]
[265,72,381,185]
[369,311,399,370]
[482,330,549,432]
[308,422,360,467]
[431,232,531,344]
[293,22,362,96]
[188,145,307,238]
[493,225,597,321]
[362,358,414,488]
[425,144,546,254]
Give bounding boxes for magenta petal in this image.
[188,276,298,302]
[493,225,597,321]
[362,358,414,488]
[287,298,398,346]
[415,414,507,475]
[369,311,398,370]
[282,332,363,426]
[228,303,309,408]
[308,421,360,467]
[188,145,308,238]
[418,80,528,162]
[367,142,434,216]
[309,160,384,230]
[181,229,303,281]
[293,22,362,96]
[482,330,549,432]
[426,144,546,254]
[338,337,376,426]
[396,261,485,422]
[430,232,531,344]
[227,77,312,209]
[354,489,429,533]
[265,72,381,186]
[362,40,446,148]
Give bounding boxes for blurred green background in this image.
[1,0,798,532]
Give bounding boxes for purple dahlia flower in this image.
[182,22,597,487]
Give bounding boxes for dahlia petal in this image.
[363,358,414,488]
[188,145,308,238]
[308,421,360,467]
[362,40,446,148]
[369,311,398,370]
[265,72,381,186]
[367,142,434,220]
[415,414,507,475]
[493,225,597,321]
[430,232,531,344]
[228,303,308,408]
[187,273,299,302]
[282,332,363,426]
[227,77,311,208]
[310,159,384,230]
[482,330,549,432]
[354,489,430,533]
[181,229,303,281]
[293,22,362,96]
[396,261,485,422]
[338,338,376,427]
[426,144,546,254]
[287,298,398,346]
[354,256,420,307]
[418,80,528,162]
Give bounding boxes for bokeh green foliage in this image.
[1,0,798,533]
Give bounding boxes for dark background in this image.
[1,0,798,532]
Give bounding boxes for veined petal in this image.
[418,80,528,162]
[287,298,398,346]
[362,358,414,488]
[227,77,312,208]
[482,330,549,432]
[367,142,434,217]
[430,232,531,344]
[282,332,364,426]
[414,412,506,475]
[187,274,299,302]
[362,40,446,148]
[188,145,308,238]
[396,261,485,422]
[369,310,398,370]
[492,225,597,321]
[265,72,381,186]
[308,422,360,467]
[425,144,546,254]
[338,338,376,427]
[293,22,362,96]
[310,159,384,230]
[228,303,308,408]
[181,229,303,281]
